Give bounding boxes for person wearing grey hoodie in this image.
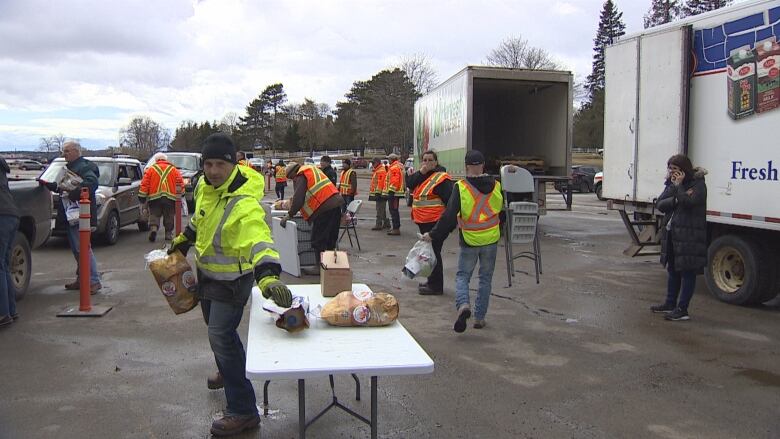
[0,158,20,327]
[424,150,503,333]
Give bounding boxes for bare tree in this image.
[486,35,559,70]
[398,53,439,94]
[218,112,240,135]
[120,116,170,157]
[38,133,66,154]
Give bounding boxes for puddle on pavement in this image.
[734,368,780,387]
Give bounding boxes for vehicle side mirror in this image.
[117,177,132,186]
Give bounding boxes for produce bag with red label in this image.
[145,249,199,314]
[320,290,399,327]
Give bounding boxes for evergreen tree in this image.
[644,0,681,28]
[586,0,626,98]
[259,83,287,152]
[681,0,731,17]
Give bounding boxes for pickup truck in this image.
[8,180,52,300]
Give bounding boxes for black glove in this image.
[259,276,293,308]
[280,214,290,228]
[39,180,58,192]
[168,234,193,256]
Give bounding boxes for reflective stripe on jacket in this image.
[383,160,405,197]
[411,171,451,224]
[369,165,387,196]
[139,160,184,201]
[297,165,339,221]
[275,165,287,183]
[456,179,503,246]
[190,166,279,281]
[339,169,356,195]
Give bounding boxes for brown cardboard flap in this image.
[321,251,350,269]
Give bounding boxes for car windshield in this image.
[41,161,114,187]
[163,155,200,171]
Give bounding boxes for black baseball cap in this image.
[465,150,485,165]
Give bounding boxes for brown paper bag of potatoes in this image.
[320,290,399,326]
[148,251,199,314]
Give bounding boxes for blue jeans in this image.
[0,215,19,318]
[666,265,696,311]
[201,299,258,416]
[455,243,498,321]
[66,224,100,284]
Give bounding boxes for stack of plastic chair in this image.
[499,165,542,286]
[338,199,363,251]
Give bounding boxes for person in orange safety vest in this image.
[383,153,405,236]
[274,159,287,200]
[338,158,357,211]
[369,158,390,231]
[139,152,184,242]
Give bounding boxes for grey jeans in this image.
[375,198,390,227]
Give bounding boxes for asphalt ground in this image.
[1,170,779,438]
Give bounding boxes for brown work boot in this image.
[210,413,260,437]
[148,230,157,242]
[90,283,102,295]
[207,371,224,390]
[371,225,383,231]
[387,229,400,236]
[65,280,79,290]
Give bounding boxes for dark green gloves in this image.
[258,276,293,308]
[168,233,193,256]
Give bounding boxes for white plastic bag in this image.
[402,234,437,279]
[62,198,80,226]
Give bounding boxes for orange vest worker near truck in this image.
[383,153,405,236]
[139,152,184,242]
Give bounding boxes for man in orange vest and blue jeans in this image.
[423,150,503,332]
[139,152,184,242]
[281,162,345,276]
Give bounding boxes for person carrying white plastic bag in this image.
[402,233,437,279]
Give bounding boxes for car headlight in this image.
[95,193,106,206]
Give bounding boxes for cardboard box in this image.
[320,250,352,297]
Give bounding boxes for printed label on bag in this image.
[161,281,177,297]
[353,305,370,324]
[181,271,196,289]
[352,290,373,301]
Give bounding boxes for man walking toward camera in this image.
[139,152,184,242]
[168,133,292,437]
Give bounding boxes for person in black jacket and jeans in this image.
[0,158,20,328]
[651,154,707,321]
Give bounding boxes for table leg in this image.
[371,376,378,439]
[263,380,271,416]
[298,379,306,439]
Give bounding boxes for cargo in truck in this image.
[602,0,780,305]
[413,66,573,213]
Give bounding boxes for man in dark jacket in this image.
[424,150,503,332]
[44,142,102,293]
[651,154,707,321]
[319,155,338,186]
[0,158,20,327]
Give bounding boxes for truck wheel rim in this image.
[711,247,744,294]
[11,245,27,289]
[109,215,119,241]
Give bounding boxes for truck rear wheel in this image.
[10,231,31,301]
[704,235,773,305]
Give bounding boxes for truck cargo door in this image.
[603,37,640,201]
[635,26,691,202]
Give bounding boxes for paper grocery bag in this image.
[320,250,352,297]
[148,251,199,314]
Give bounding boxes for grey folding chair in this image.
[500,165,542,286]
[338,199,363,251]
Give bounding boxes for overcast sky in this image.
[0,0,655,151]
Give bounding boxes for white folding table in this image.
[246,284,434,438]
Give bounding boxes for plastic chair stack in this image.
[500,165,542,286]
[338,199,363,251]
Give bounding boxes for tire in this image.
[704,235,773,305]
[10,232,31,301]
[103,210,120,245]
[595,183,604,200]
[580,181,591,193]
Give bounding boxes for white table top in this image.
[246,284,435,380]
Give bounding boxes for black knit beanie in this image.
[202,133,237,164]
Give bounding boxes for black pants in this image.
[275,183,286,200]
[311,207,342,264]
[417,222,445,290]
[665,240,697,311]
[389,197,401,229]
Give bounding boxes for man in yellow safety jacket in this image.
[139,152,184,242]
[281,162,344,276]
[423,150,503,333]
[383,153,405,235]
[168,133,292,437]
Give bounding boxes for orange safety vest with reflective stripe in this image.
[275,165,287,183]
[456,179,503,246]
[339,168,356,196]
[139,160,184,202]
[383,160,405,197]
[238,159,252,168]
[411,171,451,224]
[297,165,339,221]
[369,164,387,197]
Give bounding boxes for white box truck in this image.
[603,0,780,304]
[413,66,573,213]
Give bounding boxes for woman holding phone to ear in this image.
[652,154,708,321]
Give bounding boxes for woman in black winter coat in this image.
[651,154,707,321]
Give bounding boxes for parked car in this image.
[331,159,344,170]
[42,156,149,245]
[18,160,45,171]
[554,165,601,193]
[145,152,202,211]
[351,157,368,169]
[248,157,265,172]
[594,171,604,200]
[8,179,53,300]
[368,159,390,171]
